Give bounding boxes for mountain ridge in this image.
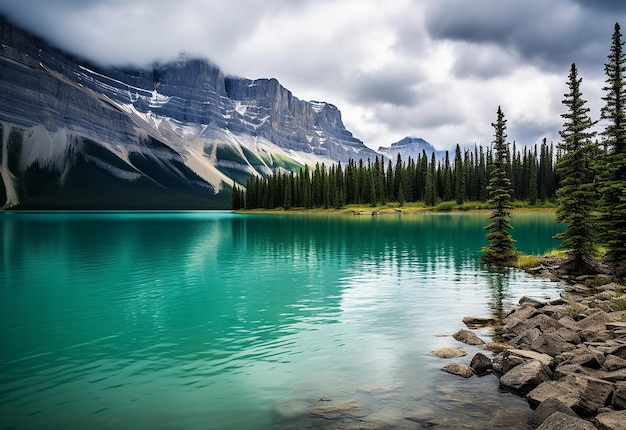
[0,15,378,209]
[378,136,444,162]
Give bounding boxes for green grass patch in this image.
[434,201,456,211]
[565,298,587,318]
[612,296,626,311]
[513,254,543,269]
[511,200,556,209]
[544,248,569,258]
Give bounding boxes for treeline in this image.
[233,141,558,210]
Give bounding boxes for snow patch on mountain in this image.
[1,122,19,208]
[20,125,73,171]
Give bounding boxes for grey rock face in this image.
[0,16,377,209]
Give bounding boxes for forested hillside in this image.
[235,140,557,210]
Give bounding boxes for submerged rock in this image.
[309,399,367,420]
[429,347,467,359]
[462,316,496,328]
[441,363,474,378]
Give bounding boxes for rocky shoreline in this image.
[441,257,626,429]
[272,257,625,429]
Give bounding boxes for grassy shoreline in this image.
[235,200,556,215]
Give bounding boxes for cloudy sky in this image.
[1,0,625,151]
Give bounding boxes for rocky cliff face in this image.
[0,16,376,209]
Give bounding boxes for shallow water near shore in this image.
[0,211,564,429]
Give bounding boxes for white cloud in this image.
[0,0,624,151]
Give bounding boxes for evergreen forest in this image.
[234,22,626,271]
[233,140,557,211]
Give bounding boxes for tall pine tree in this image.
[599,23,626,266]
[483,107,517,265]
[554,63,597,266]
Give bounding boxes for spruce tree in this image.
[483,107,517,264]
[528,149,538,206]
[599,23,626,265]
[454,144,465,204]
[424,153,437,206]
[554,63,597,265]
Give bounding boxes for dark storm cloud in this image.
[423,0,621,73]
[570,0,626,13]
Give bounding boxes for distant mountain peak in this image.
[378,136,443,160]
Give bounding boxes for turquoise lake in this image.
[0,211,564,429]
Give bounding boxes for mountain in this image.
[378,137,444,162]
[0,16,377,209]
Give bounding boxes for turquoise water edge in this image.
[0,211,564,429]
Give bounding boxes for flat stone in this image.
[557,316,580,332]
[530,332,575,356]
[429,347,467,359]
[580,329,616,343]
[519,296,547,308]
[555,327,582,344]
[604,354,626,372]
[310,399,367,419]
[500,359,553,395]
[527,378,583,410]
[462,316,496,328]
[600,367,626,382]
[595,410,626,430]
[536,411,596,430]
[576,310,614,331]
[508,348,554,367]
[452,329,486,346]
[483,341,510,353]
[441,363,474,378]
[505,304,540,326]
[608,321,626,330]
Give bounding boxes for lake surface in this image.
[0,211,564,429]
